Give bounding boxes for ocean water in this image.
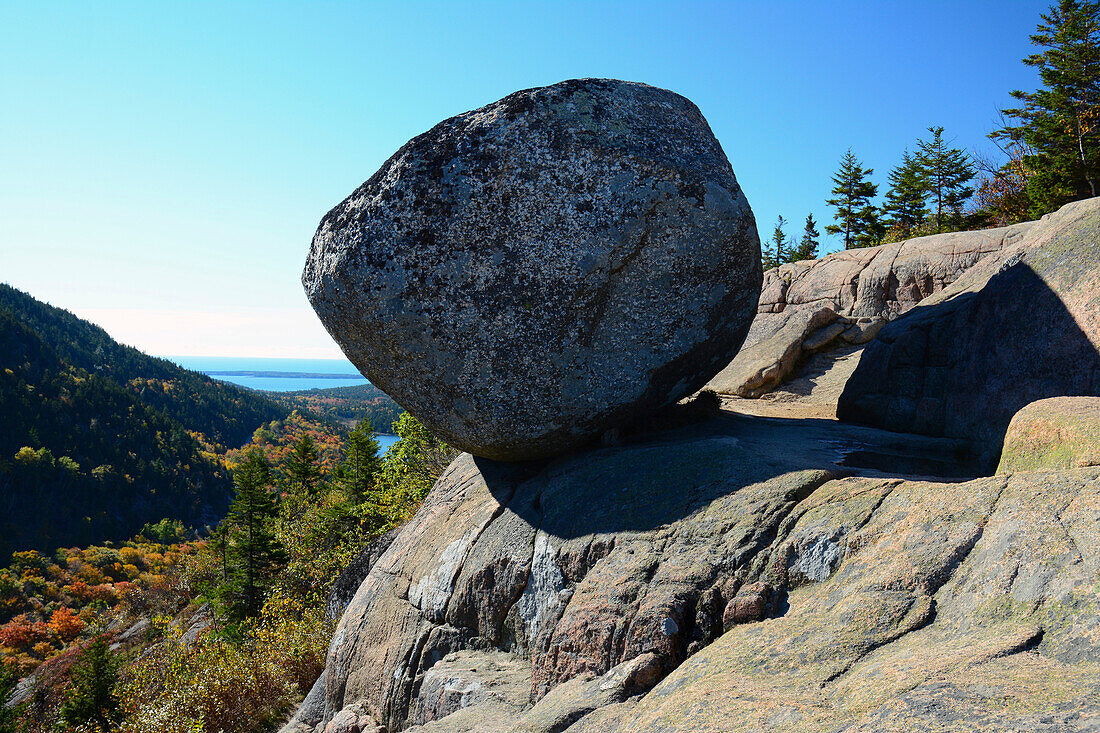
[166,356,369,392]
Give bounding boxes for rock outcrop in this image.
[304,78,761,461]
[838,196,1100,469]
[284,405,1100,732]
[997,397,1100,474]
[326,528,400,622]
[706,221,1034,398]
[587,466,1100,732]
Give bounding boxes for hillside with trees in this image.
[0,284,291,557]
[266,383,403,432]
[0,410,455,732]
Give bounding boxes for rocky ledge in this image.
[292,76,1100,731]
[285,397,1100,732]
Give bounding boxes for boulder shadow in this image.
[838,261,1100,473]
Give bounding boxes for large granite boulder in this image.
[304,79,761,461]
[838,196,1100,469]
[706,221,1034,398]
[997,397,1100,474]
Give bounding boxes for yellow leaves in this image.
[117,599,326,733]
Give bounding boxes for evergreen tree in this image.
[882,150,929,235]
[825,150,881,248]
[285,433,322,496]
[227,448,283,617]
[337,419,382,503]
[792,213,820,261]
[917,127,975,230]
[59,638,119,732]
[762,215,790,269]
[993,0,1100,215]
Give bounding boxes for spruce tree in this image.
[227,448,283,617]
[993,0,1099,215]
[285,433,322,496]
[825,150,881,249]
[882,150,929,235]
[337,419,382,504]
[792,213,820,261]
[762,215,790,269]
[59,638,119,731]
[917,127,975,230]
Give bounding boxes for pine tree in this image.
[792,213,820,261]
[337,419,382,504]
[882,150,929,236]
[227,448,283,617]
[825,150,881,248]
[285,433,322,496]
[59,638,119,731]
[993,0,1100,215]
[762,215,790,269]
[917,127,975,230]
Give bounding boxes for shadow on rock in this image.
[839,261,1100,472]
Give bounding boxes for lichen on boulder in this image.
[304,78,761,461]
[997,396,1100,474]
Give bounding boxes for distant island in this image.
[205,370,365,380]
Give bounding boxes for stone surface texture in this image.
[304,78,761,461]
[997,397,1100,474]
[838,196,1100,469]
[281,396,1100,732]
[706,221,1035,399]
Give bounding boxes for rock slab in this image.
[304,78,761,460]
[706,221,1035,399]
[283,409,1100,732]
[838,196,1100,469]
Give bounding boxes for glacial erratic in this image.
[304,78,761,461]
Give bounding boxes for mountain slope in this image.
[0,284,290,556]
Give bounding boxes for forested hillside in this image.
[268,383,402,430]
[0,285,289,556]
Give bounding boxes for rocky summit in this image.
[303,78,761,461]
[282,197,1100,733]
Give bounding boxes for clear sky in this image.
[1,1,1049,358]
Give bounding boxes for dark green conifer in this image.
[825,150,881,249]
[993,0,1100,216]
[285,432,322,496]
[337,419,382,504]
[762,215,790,269]
[59,638,119,731]
[792,213,820,261]
[882,150,929,235]
[917,127,975,230]
[227,448,283,617]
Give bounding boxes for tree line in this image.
[763,0,1099,268]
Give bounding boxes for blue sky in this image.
[1,1,1049,357]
